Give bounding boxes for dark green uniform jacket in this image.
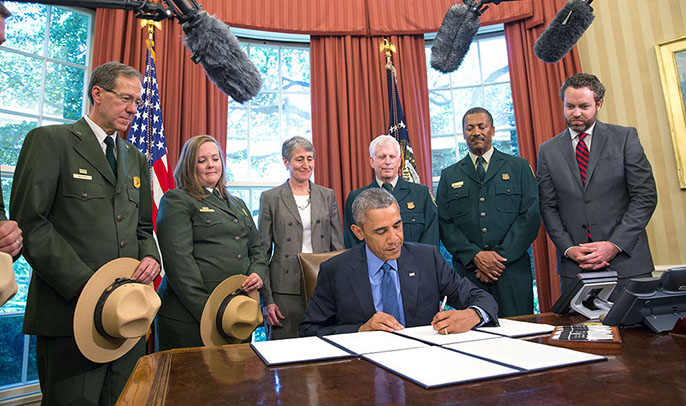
[343,178,439,249]
[10,118,160,336]
[436,149,539,316]
[156,189,268,327]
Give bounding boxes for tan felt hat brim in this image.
[200,274,260,347]
[73,257,148,363]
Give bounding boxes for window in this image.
[425,31,517,190]
[425,31,538,313]
[0,2,92,390]
[226,40,312,220]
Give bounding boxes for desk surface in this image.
[118,314,686,405]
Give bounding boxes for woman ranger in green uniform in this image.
[155,135,268,350]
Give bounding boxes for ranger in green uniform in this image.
[436,107,539,317]
[10,62,161,405]
[155,135,268,351]
[344,135,438,249]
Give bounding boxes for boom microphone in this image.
[430,0,482,73]
[179,10,262,103]
[534,0,595,64]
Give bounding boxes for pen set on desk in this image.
[551,325,614,341]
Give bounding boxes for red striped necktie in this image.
[576,132,590,184]
[576,132,592,241]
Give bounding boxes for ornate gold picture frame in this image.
[656,35,686,189]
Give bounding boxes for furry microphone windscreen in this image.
[534,0,595,64]
[182,11,262,103]
[430,1,481,73]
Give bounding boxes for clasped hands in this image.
[566,241,619,270]
[473,250,507,284]
[357,308,480,334]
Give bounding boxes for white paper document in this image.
[251,336,353,366]
[475,318,555,337]
[394,325,498,345]
[322,331,427,355]
[445,337,605,371]
[363,346,519,389]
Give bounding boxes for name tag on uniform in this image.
[407,202,415,210]
[73,173,92,180]
[451,181,464,189]
[199,207,215,213]
[133,176,141,189]
[502,173,510,180]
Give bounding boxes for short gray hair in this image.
[88,61,141,104]
[282,136,316,161]
[369,135,400,158]
[352,188,399,227]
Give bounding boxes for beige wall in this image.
[576,0,686,268]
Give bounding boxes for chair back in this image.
[298,250,347,304]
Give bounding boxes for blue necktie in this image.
[381,262,401,322]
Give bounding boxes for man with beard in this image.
[537,73,657,299]
[436,107,539,317]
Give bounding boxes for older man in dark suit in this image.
[300,188,497,337]
[537,73,657,300]
[11,62,161,405]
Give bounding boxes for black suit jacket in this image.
[299,242,498,336]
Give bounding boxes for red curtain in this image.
[310,35,432,217]
[505,0,583,312]
[92,9,228,176]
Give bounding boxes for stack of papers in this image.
[322,330,427,355]
[394,325,498,345]
[476,318,555,337]
[250,336,353,366]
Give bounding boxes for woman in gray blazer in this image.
[156,135,268,350]
[259,136,344,339]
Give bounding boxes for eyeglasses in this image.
[100,87,143,108]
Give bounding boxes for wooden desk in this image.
[118,314,686,405]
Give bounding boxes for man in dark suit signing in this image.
[299,188,498,337]
[11,62,161,405]
[537,73,657,300]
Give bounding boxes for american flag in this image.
[127,40,171,229]
[386,58,421,183]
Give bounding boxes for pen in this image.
[440,295,447,312]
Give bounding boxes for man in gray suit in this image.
[537,73,657,300]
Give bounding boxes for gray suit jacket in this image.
[258,181,344,304]
[537,121,657,278]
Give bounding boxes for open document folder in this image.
[363,346,520,389]
[250,336,353,366]
[322,330,428,355]
[393,325,498,345]
[475,318,555,337]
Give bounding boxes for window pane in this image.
[249,92,280,137]
[4,3,48,56]
[0,53,43,116]
[283,94,311,138]
[452,87,482,125]
[249,138,283,181]
[431,135,457,177]
[428,89,453,135]
[251,46,279,91]
[226,137,248,182]
[0,314,25,386]
[480,36,509,84]
[227,102,248,137]
[48,7,90,65]
[0,114,38,166]
[484,83,515,128]
[450,46,480,87]
[281,48,310,92]
[44,62,85,120]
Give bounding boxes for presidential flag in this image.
[386,52,421,183]
[127,39,171,231]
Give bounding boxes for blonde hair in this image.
[174,135,228,200]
